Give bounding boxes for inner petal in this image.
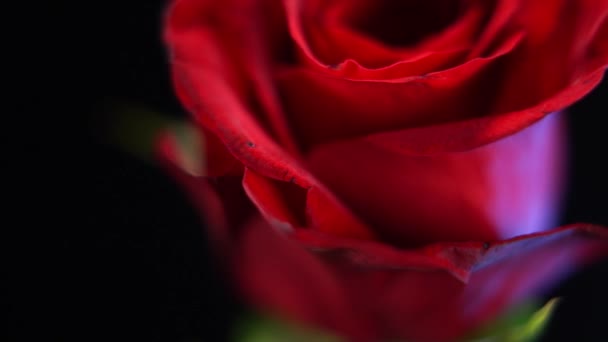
[341,0,465,48]
[284,0,489,78]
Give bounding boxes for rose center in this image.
[342,0,464,47]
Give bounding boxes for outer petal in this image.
[234,215,608,342]
[165,0,383,240]
[306,112,566,246]
[158,123,608,342]
[165,0,300,154]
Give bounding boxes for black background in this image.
[12,1,607,341]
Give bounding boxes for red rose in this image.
[161,0,608,341]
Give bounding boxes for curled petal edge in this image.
[157,130,608,285]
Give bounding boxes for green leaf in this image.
[234,314,343,342]
[168,121,205,176]
[103,102,180,161]
[233,299,559,342]
[100,102,205,175]
[466,298,560,342]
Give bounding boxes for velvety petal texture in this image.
[306,112,566,247]
[159,139,608,341]
[162,0,608,340]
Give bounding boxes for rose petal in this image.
[165,0,384,241]
[324,0,487,79]
[159,124,608,342]
[487,0,608,113]
[169,63,379,240]
[323,49,470,81]
[235,216,608,342]
[284,0,487,76]
[243,168,376,239]
[306,112,565,246]
[243,168,307,233]
[466,0,521,58]
[235,216,375,341]
[278,32,523,149]
[363,69,605,154]
[165,0,301,154]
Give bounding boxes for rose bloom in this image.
[160,0,608,341]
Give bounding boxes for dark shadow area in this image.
[539,75,608,342]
